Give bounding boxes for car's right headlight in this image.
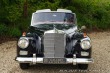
[80,40,91,50]
[18,37,29,49]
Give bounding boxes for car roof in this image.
[35,9,73,13]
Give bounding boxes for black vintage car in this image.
[15,9,93,70]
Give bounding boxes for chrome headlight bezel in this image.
[80,40,91,50]
[18,37,29,49]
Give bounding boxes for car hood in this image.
[44,26,78,37]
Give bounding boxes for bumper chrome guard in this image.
[16,54,94,65]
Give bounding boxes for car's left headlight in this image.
[18,37,29,49]
[80,40,91,50]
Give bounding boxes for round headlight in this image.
[18,37,29,49]
[80,40,91,50]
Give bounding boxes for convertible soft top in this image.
[35,9,72,13]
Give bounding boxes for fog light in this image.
[81,51,89,56]
[19,51,28,55]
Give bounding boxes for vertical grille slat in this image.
[44,33,65,58]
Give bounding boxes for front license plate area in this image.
[43,58,66,64]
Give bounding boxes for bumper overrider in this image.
[15,54,94,65]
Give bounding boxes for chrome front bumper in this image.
[15,54,94,65]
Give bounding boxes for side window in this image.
[65,13,74,23]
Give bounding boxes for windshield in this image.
[31,12,75,25]
[33,24,75,30]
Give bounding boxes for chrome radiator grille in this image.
[44,33,65,58]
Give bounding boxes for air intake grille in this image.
[44,33,65,58]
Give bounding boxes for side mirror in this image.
[81,25,86,30]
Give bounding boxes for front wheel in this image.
[19,63,30,69]
[78,64,88,70]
